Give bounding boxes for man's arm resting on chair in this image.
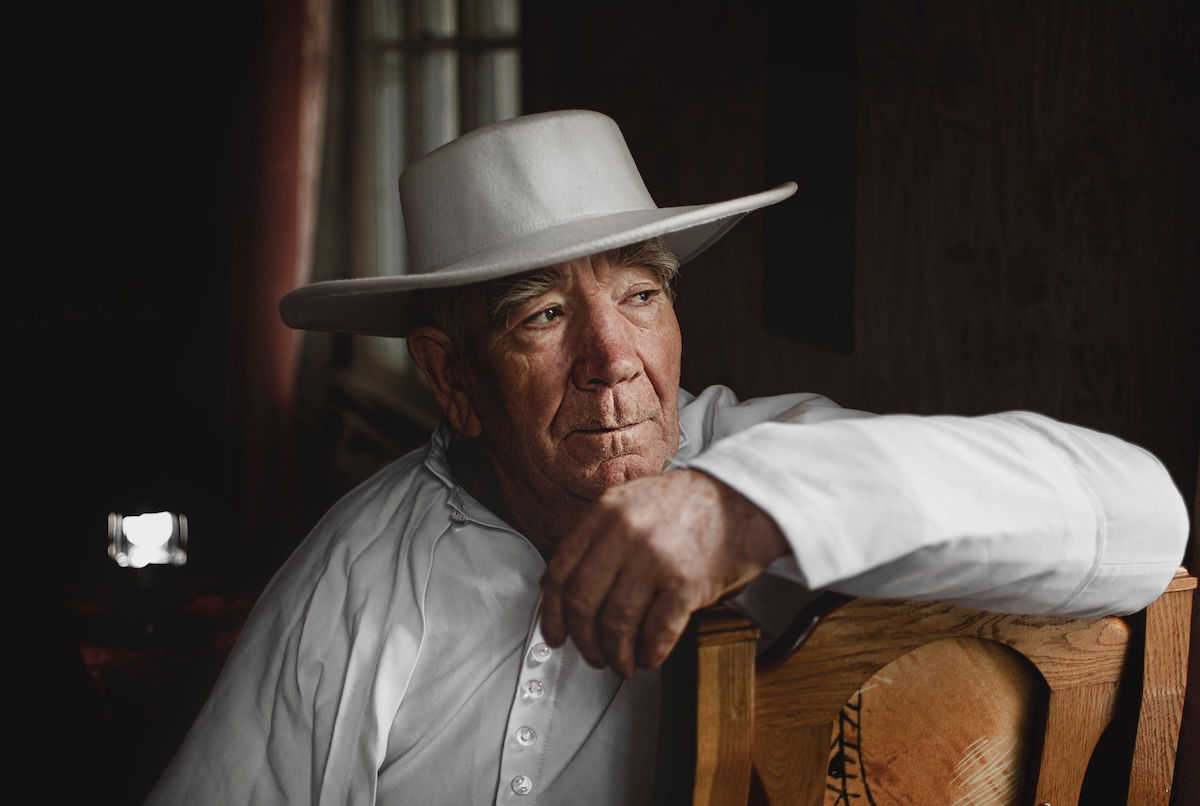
[540,408,1188,675]
[685,410,1188,617]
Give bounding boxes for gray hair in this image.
[413,237,679,358]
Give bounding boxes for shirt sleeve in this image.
[684,407,1188,617]
[144,565,332,805]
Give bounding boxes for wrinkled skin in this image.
[409,253,788,677]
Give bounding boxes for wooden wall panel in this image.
[525,0,1197,524]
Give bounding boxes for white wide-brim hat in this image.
[280,110,796,336]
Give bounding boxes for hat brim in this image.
[280,181,796,337]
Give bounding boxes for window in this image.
[298,0,521,492]
[352,0,521,369]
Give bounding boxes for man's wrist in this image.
[688,469,791,568]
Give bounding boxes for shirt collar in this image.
[423,425,519,533]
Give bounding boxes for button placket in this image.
[495,620,564,804]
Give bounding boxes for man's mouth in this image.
[573,419,647,435]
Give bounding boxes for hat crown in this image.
[399,110,657,276]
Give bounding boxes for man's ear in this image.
[407,327,483,437]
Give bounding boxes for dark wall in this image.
[21,2,263,584]
[525,0,1198,799]
[33,4,264,803]
[526,0,1198,521]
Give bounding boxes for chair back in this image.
[655,568,1194,805]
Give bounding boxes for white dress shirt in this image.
[146,386,1187,805]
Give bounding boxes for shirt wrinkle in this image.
[541,674,629,786]
[346,482,463,803]
[392,643,525,767]
[381,517,452,741]
[995,412,1106,612]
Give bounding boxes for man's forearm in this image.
[684,410,1188,616]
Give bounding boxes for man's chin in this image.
[567,454,667,500]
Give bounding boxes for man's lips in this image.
[571,420,648,435]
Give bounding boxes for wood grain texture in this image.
[1164,566,1198,594]
[746,597,1136,804]
[752,723,831,806]
[754,598,1130,731]
[820,638,1040,806]
[663,574,1197,805]
[693,610,760,806]
[1035,682,1122,804]
[1128,579,1194,804]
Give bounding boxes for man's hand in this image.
[539,469,790,678]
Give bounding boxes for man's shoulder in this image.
[253,443,453,618]
[318,443,450,538]
[145,443,462,805]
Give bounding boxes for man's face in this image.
[459,252,682,507]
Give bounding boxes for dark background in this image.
[29,0,1197,803]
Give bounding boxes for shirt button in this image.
[523,679,544,698]
[511,774,533,796]
[530,642,552,663]
[516,726,537,746]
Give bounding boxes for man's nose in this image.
[570,307,642,389]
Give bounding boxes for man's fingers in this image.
[553,525,631,662]
[540,521,600,646]
[597,563,658,678]
[636,589,696,670]
[539,586,567,649]
[538,471,784,673]
[564,599,604,666]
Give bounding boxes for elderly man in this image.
[149,111,1187,804]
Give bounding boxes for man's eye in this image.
[525,306,564,325]
[630,289,660,304]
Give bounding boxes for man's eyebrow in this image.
[487,266,569,327]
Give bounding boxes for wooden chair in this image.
[655,568,1195,805]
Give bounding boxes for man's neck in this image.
[447,436,581,558]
